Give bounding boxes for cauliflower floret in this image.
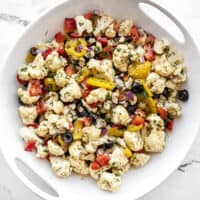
[60,79,82,102]
[124,131,143,151]
[153,55,175,77]
[144,130,166,152]
[54,68,69,87]
[112,163,130,176]
[113,44,132,72]
[17,88,40,105]
[167,46,183,65]
[69,141,87,159]
[75,15,93,35]
[36,145,48,159]
[35,120,49,137]
[153,39,170,54]
[50,156,72,178]
[86,88,110,104]
[105,23,116,38]
[19,126,42,144]
[45,51,67,72]
[98,172,121,192]
[47,114,59,124]
[56,116,70,131]
[146,72,166,94]
[83,126,101,141]
[111,105,130,126]
[68,157,89,175]
[47,140,64,156]
[94,15,114,36]
[109,146,128,168]
[172,64,187,83]
[118,19,133,37]
[88,59,115,81]
[17,65,30,81]
[19,106,37,125]
[165,102,181,117]
[147,114,164,130]
[29,53,48,79]
[130,153,151,168]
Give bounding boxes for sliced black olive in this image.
[18,97,24,105]
[177,89,189,102]
[127,105,137,114]
[162,87,171,98]
[75,100,88,117]
[61,132,73,144]
[88,112,97,123]
[103,141,114,150]
[152,93,160,99]
[29,47,38,56]
[131,81,144,93]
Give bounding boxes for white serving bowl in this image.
[0,0,200,199]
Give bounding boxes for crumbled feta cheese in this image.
[19,106,37,125]
[35,120,49,137]
[118,19,133,37]
[54,68,69,87]
[45,51,67,72]
[88,59,115,81]
[144,130,166,152]
[153,55,175,77]
[68,157,89,175]
[69,141,87,159]
[146,72,166,94]
[50,156,72,177]
[94,15,114,36]
[111,105,130,126]
[113,44,132,72]
[17,65,30,81]
[98,172,121,192]
[147,113,165,131]
[75,16,93,35]
[36,145,48,159]
[19,126,42,144]
[86,88,110,104]
[130,153,151,168]
[124,131,143,151]
[47,140,64,156]
[60,79,82,102]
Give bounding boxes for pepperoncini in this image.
[123,147,132,158]
[108,127,124,137]
[73,119,83,140]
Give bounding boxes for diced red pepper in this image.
[54,32,65,43]
[113,20,119,32]
[42,48,53,59]
[131,26,140,42]
[29,79,43,96]
[64,18,76,33]
[96,154,110,166]
[84,12,94,20]
[82,79,94,90]
[65,65,75,76]
[97,37,108,46]
[27,123,39,129]
[166,120,173,131]
[144,45,155,61]
[90,161,101,170]
[158,107,167,120]
[104,45,112,53]
[16,74,27,85]
[88,102,99,108]
[82,117,92,126]
[36,101,46,114]
[145,34,155,46]
[57,47,66,57]
[132,115,145,126]
[24,141,36,152]
[70,32,81,38]
[82,89,90,98]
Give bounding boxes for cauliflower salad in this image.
[16,11,189,192]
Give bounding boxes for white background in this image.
[0,0,200,199]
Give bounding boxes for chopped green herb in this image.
[78,22,84,26]
[20,68,27,72]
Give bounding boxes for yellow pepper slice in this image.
[25,53,35,64]
[108,127,124,137]
[73,119,83,140]
[76,68,91,83]
[65,39,87,59]
[86,77,116,90]
[123,147,133,158]
[44,77,57,91]
[57,135,68,151]
[127,124,143,132]
[128,61,151,79]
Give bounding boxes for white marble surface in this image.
[0,0,200,199]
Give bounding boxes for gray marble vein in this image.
[0,13,29,26]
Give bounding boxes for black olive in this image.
[29,47,38,56]
[103,141,114,150]
[18,97,24,105]
[88,112,97,123]
[162,87,170,98]
[152,93,160,99]
[131,82,144,93]
[75,100,88,117]
[177,89,189,102]
[61,132,73,144]
[127,105,137,114]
